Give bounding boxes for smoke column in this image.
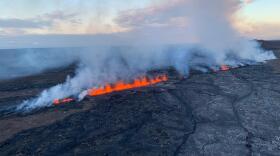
[16,0,275,111]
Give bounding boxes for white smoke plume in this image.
[16,0,275,111]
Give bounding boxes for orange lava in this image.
[53,98,75,105]
[88,74,168,96]
[53,74,168,105]
[220,65,230,71]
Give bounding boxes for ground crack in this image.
[230,71,255,156]
[168,91,197,156]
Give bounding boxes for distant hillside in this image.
[259,40,280,50]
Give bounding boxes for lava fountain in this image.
[53,74,168,105]
[88,74,168,96]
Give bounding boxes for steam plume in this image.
[16,0,275,111]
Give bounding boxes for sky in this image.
[0,0,279,48]
[0,0,155,35]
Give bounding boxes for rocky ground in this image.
[0,42,280,156]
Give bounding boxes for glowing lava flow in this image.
[88,74,168,96]
[53,74,168,105]
[53,98,75,106]
[220,65,230,71]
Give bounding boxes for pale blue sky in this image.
[241,0,280,23]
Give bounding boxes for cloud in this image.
[115,0,186,29]
[0,18,51,29]
[40,11,81,24]
[0,11,80,35]
[0,28,26,35]
[113,0,242,46]
[116,0,280,41]
[115,0,240,30]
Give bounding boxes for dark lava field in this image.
[0,41,280,156]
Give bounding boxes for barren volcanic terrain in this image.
[0,41,280,155]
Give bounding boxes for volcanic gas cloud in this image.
[16,0,275,111]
